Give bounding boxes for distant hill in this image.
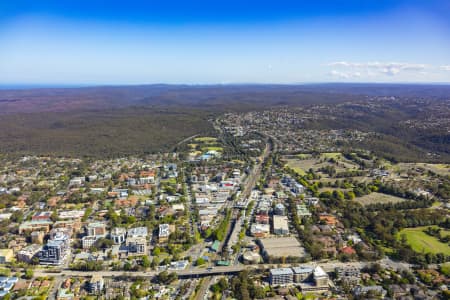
[0,84,448,158]
[2,83,449,115]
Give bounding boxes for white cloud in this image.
[329,70,349,79]
[328,61,428,77]
[329,70,362,79]
[440,65,450,71]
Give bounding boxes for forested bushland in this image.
[0,107,214,158]
[0,84,448,160]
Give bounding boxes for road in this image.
[195,277,212,300]
[174,134,200,148]
[220,140,272,257]
[35,259,391,280]
[240,141,271,201]
[47,276,62,300]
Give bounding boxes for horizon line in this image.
[1,81,450,90]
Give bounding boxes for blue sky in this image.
[1,0,450,84]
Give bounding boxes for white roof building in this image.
[127,227,148,238]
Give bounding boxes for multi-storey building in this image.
[82,236,97,249]
[86,222,107,237]
[39,234,69,265]
[126,236,147,255]
[17,244,42,263]
[292,266,314,282]
[110,227,126,244]
[273,215,289,235]
[39,231,70,265]
[269,268,294,285]
[31,231,45,244]
[274,203,286,216]
[127,227,148,238]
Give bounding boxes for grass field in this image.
[320,152,342,159]
[393,163,450,176]
[284,158,327,174]
[284,159,307,175]
[311,176,371,184]
[194,136,217,142]
[285,155,360,178]
[398,226,450,254]
[161,177,177,185]
[203,146,223,152]
[355,192,406,206]
[432,201,442,208]
[318,187,351,193]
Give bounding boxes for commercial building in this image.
[50,228,72,240]
[39,232,70,265]
[270,268,294,285]
[336,265,360,287]
[110,227,126,244]
[17,244,42,263]
[336,265,360,278]
[273,215,289,235]
[58,210,85,220]
[86,222,107,237]
[292,266,314,282]
[19,220,52,234]
[39,240,67,265]
[127,226,148,238]
[259,237,306,261]
[82,236,97,249]
[126,236,147,255]
[53,220,82,234]
[269,266,329,293]
[31,231,45,244]
[31,211,52,222]
[313,266,329,286]
[250,223,270,237]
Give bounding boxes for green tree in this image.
[142,255,150,269]
[24,268,34,279]
[195,257,206,266]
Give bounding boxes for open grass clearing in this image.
[284,159,307,175]
[355,192,407,206]
[398,226,450,254]
[311,176,371,184]
[194,136,217,142]
[336,160,360,171]
[203,146,223,152]
[392,163,450,176]
[285,157,359,177]
[320,152,342,159]
[318,187,351,193]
